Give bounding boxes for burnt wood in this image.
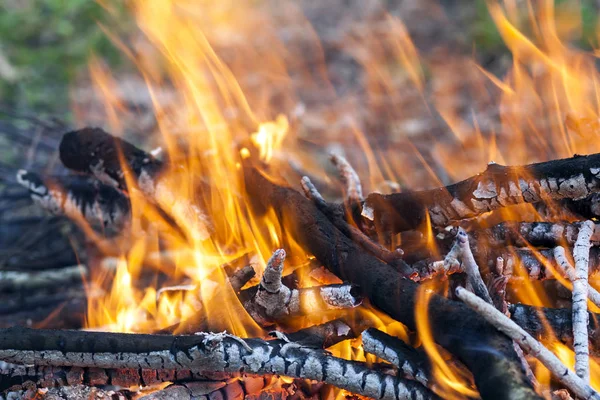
[365,154,600,234]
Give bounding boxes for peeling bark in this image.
[364,154,600,234]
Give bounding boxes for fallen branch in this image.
[0,265,86,293]
[243,165,539,399]
[456,287,600,400]
[363,153,600,234]
[0,327,437,400]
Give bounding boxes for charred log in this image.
[471,221,600,248]
[364,153,600,234]
[0,327,437,400]
[59,128,212,240]
[243,165,540,400]
[16,170,130,233]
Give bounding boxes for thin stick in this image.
[554,247,600,308]
[329,153,363,203]
[456,287,600,400]
[572,220,594,382]
[456,229,492,304]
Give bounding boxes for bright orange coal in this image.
[70,0,600,398]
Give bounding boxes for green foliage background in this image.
[0,0,128,114]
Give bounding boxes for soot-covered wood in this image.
[242,165,540,400]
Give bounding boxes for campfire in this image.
[4,0,600,399]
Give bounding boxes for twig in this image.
[572,220,594,382]
[329,152,363,203]
[554,247,600,308]
[456,229,492,303]
[456,287,600,400]
[0,327,438,400]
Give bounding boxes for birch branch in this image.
[554,247,600,307]
[0,327,437,400]
[572,220,594,382]
[456,229,492,303]
[456,287,600,400]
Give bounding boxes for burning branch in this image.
[243,249,362,326]
[509,305,600,357]
[301,176,405,267]
[0,327,437,400]
[571,220,594,382]
[16,170,130,233]
[554,247,600,307]
[473,221,600,248]
[329,152,363,203]
[456,287,600,400]
[363,153,600,233]
[59,128,212,240]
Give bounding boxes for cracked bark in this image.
[364,153,600,234]
[243,165,540,400]
[0,327,437,400]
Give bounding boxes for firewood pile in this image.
[0,122,599,399]
[4,1,600,400]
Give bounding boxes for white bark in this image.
[456,287,600,400]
